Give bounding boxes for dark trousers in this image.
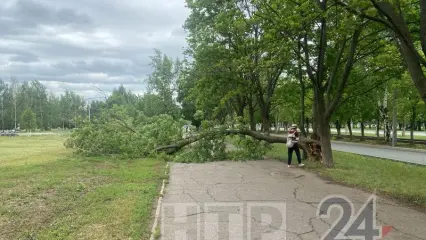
[288,143,301,165]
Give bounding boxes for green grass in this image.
[266,143,426,210]
[0,135,166,240]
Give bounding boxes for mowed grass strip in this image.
[266,143,426,209]
[0,135,166,240]
[0,134,69,167]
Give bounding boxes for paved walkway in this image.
[331,141,426,166]
[160,160,426,240]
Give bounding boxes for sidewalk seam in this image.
[149,162,169,240]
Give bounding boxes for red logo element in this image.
[382,225,393,238]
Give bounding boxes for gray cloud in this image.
[0,0,189,97]
[9,52,40,63]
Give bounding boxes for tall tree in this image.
[145,49,181,118]
[338,0,426,104]
[20,108,36,132]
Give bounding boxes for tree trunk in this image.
[236,105,244,118]
[275,110,280,134]
[154,129,319,155]
[261,114,270,133]
[299,89,307,138]
[258,101,271,133]
[318,117,333,168]
[312,99,319,136]
[336,120,341,137]
[411,105,416,144]
[306,118,310,135]
[402,120,406,137]
[376,108,380,139]
[385,118,391,142]
[248,98,256,131]
[347,119,353,139]
[315,92,334,168]
[298,41,307,139]
[372,2,426,104]
[361,121,365,141]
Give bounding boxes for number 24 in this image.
[317,195,382,240]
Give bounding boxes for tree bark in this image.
[299,83,307,138]
[298,40,307,139]
[261,109,271,133]
[369,2,426,104]
[411,104,416,144]
[248,96,256,131]
[315,91,334,168]
[361,121,365,141]
[376,107,380,139]
[275,110,280,134]
[306,118,310,135]
[318,117,333,168]
[402,120,406,137]
[154,129,319,155]
[336,120,342,137]
[347,119,353,139]
[312,100,319,135]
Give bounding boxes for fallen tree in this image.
[154,129,319,154]
[65,108,321,162]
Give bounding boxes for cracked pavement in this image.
[159,160,426,240]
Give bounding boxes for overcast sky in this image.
[0,0,189,100]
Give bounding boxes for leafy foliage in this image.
[20,107,36,131]
[65,106,185,158]
[228,136,271,161]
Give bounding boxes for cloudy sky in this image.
[0,0,189,100]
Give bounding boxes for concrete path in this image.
[160,160,426,240]
[331,141,426,166]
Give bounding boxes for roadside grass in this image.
[0,135,166,240]
[266,143,426,210]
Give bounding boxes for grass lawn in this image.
[0,135,166,240]
[266,143,426,210]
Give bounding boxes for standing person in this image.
[287,124,304,168]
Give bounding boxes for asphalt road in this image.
[270,127,426,136]
[331,141,426,166]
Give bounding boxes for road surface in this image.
[331,141,426,166]
[270,127,426,137]
[160,160,426,240]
